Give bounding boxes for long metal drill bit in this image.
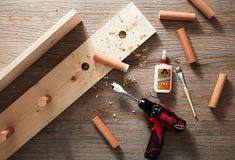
[111,82,142,103]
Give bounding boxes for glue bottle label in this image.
[157,69,171,90]
[154,50,172,93]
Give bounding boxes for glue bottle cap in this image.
[160,50,168,64]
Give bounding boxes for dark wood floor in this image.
[0,0,235,160]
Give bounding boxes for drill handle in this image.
[145,117,165,160]
[139,98,186,132]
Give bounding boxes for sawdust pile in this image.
[122,75,137,86]
[133,45,148,68]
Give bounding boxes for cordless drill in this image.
[111,82,187,160]
[139,98,186,160]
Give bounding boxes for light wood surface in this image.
[0,0,235,160]
[0,9,82,92]
[0,3,155,159]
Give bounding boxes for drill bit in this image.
[175,66,197,118]
[111,82,143,102]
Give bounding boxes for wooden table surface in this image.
[0,0,235,160]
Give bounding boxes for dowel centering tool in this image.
[175,66,197,118]
[111,82,186,160]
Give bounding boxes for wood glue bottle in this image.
[154,50,172,93]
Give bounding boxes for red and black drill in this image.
[111,82,186,160]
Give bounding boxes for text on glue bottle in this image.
[154,50,172,93]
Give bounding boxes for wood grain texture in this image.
[0,3,155,159]
[0,0,235,160]
[0,8,82,92]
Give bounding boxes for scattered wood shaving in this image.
[142,45,148,52]
[132,110,136,114]
[103,76,109,80]
[138,63,143,68]
[106,100,112,105]
[123,75,137,86]
[109,31,115,35]
[140,34,146,40]
[112,113,117,119]
[95,94,99,98]
[103,81,109,87]
[133,45,148,69]
[128,46,133,51]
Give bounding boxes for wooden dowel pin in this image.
[190,0,215,19]
[93,52,129,72]
[37,95,52,108]
[92,116,119,148]
[0,127,14,142]
[177,27,197,64]
[159,10,196,22]
[209,73,227,108]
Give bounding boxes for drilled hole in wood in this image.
[119,31,127,38]
[81,63,89,70]
[71,76,77,82]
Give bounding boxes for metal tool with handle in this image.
[175,66,197,118]
[111,82,186,160]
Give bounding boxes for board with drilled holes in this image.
[0,2,156,159]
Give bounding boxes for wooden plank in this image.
[0,3,156,159]
[0,9,82,92]
[0,1,235,160]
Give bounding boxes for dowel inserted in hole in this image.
[177,27,197,64]
[92,116,119,148]
[159,10,196,22]
[209,73,227,108]
[37,95,52,108]
[93,52,129,72]
[0,127,14,142]
[190,0,215,19]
